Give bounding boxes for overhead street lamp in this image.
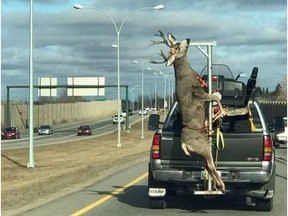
[73,4,164,147]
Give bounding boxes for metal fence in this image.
[1,100,118,130]
[258,101,287,124]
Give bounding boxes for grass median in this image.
[1,118,155,216]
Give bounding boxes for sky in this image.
[1,0,287,101]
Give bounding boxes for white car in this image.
[139,109,147,115]
[112,114,124,124]
[275,117,287,144]
[121,111,127,117]
[38,125,53,135]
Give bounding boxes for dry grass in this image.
[1,119,155,216]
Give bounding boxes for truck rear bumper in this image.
[152,168,272,184]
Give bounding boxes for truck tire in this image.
[148,164,167,209]
[149,197,167,209]
[255,198,273,211]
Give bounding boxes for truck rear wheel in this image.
[255,198,273,211]
[149,197,167,209]
[148,164,167,209]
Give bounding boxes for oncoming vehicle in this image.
[2,127,20,139]
[112,114,124,124]
[77,125,92,136]
[38,125,53,135]
[121,111,127,117]
[139,109,147,115]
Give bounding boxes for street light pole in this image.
[162,73,167,118]
[27,0,35,168]
[129,85,140,111]
[154,72,157,111]
[141,61,144,138]
[147,67,170,117]
[73,4,164,147]
[133,59,146,139]
[166,74,174,110]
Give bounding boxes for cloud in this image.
[1,0,287,100]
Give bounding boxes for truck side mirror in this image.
[274,116,285,133]
[148,114,160,131]
[235,72,248,81]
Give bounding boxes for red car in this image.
[2,127,20,139]
[77,125,92,136]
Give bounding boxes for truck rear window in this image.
[165,102,262,133]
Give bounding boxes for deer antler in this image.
[150,31,171,64]
[150,30,171,47]
[149,49,168,64]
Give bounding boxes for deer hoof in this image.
[220,110,227,117]
[218,184,225,193]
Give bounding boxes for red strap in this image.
[195,75,207,87]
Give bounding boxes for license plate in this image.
[148,188,166,197]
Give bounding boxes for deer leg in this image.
[205,156,225,193]
[181,143,192,156]
[181,129,225,192]
[208,94,227,116]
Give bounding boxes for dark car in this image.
[77,125,92,136]
[2,127,20,139]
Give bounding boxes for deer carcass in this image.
[150,31,226,192]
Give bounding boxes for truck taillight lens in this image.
[212,75,218,81]
[263,136,273,161]
[152,133,161,159]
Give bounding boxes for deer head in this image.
[150,31,190,66]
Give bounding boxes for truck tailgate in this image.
[160,131,264,163]
[211,133,264,162]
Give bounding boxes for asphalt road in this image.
[1,113,142,150]
[20,147,287,216]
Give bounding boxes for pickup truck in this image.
[147,99,276,211]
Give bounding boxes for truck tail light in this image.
[263,135,273,161]
[151,133,161,159]
[212,75,218,81]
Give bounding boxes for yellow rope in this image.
[215,126,225,168]
[248,105,256,132]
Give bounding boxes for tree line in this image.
[253,81,287,101]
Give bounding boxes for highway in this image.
[3,112,286,216]
[20,147,287,216]
[1,113,143,150]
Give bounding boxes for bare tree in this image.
[57,89,85,103]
